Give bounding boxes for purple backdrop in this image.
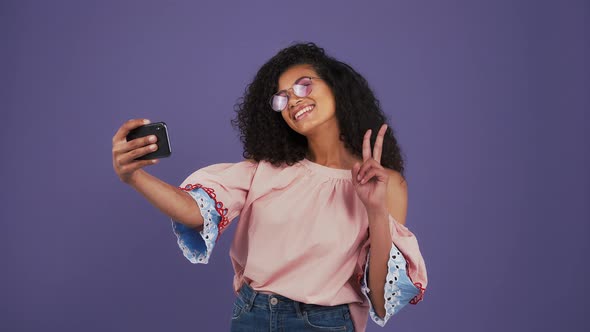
[2,0,588,331]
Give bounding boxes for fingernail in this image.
[143,119,151,124]
[150,144,157,150]
[152,159,158,163]
[149,135,156,142]
[357,174,361,181]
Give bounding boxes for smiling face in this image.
[276,64,338,137]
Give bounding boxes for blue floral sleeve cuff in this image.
[171,187,221,264]
[361,242,420,326]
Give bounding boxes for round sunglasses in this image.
[269,76,321,112]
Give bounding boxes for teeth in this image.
[295,105,314,119]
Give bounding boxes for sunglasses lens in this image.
[293,77,313,97]
[271,94,288,112]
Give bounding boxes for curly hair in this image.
[231,42,405,176]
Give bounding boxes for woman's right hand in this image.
[112,119,159,184]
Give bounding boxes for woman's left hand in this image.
[352,124,389,215]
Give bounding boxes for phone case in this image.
[126,122,172,160]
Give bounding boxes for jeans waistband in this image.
[237,282,350,317]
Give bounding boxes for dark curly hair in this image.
[231,42,405,176]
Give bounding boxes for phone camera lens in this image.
[156,127,161,131]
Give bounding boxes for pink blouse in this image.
[171,159,428,331]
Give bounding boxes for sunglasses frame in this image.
[269,76,321,112]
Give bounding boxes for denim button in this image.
[270,297,278,305]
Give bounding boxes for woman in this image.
[112,43,427,332]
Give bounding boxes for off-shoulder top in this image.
[171,159,428,331]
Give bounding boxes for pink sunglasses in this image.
[269,76,321,112]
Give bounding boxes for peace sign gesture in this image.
[351,124,390,214]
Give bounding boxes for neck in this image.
[305,122,359,170]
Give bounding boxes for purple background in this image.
[2,0,588,331]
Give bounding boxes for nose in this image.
[286,89,303,109]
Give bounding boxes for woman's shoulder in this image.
[192,159,260,179]
[249,158,305,174]
[245,159,312,187]
[383,167,406,186]
[196,158,303,180]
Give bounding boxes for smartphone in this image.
[126,122,172,160]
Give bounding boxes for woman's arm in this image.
[366,171,408,318]
[353,124,408,319]
[112,119,204,230]
[127,169,204,230]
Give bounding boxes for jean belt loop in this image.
[293,301,304,318]
[342,304,351,320]
[244,283,257,313]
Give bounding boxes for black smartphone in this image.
[126,122,172,160]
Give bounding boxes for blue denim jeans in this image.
[230,282,355,331]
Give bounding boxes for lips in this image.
[291,104,315,121]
